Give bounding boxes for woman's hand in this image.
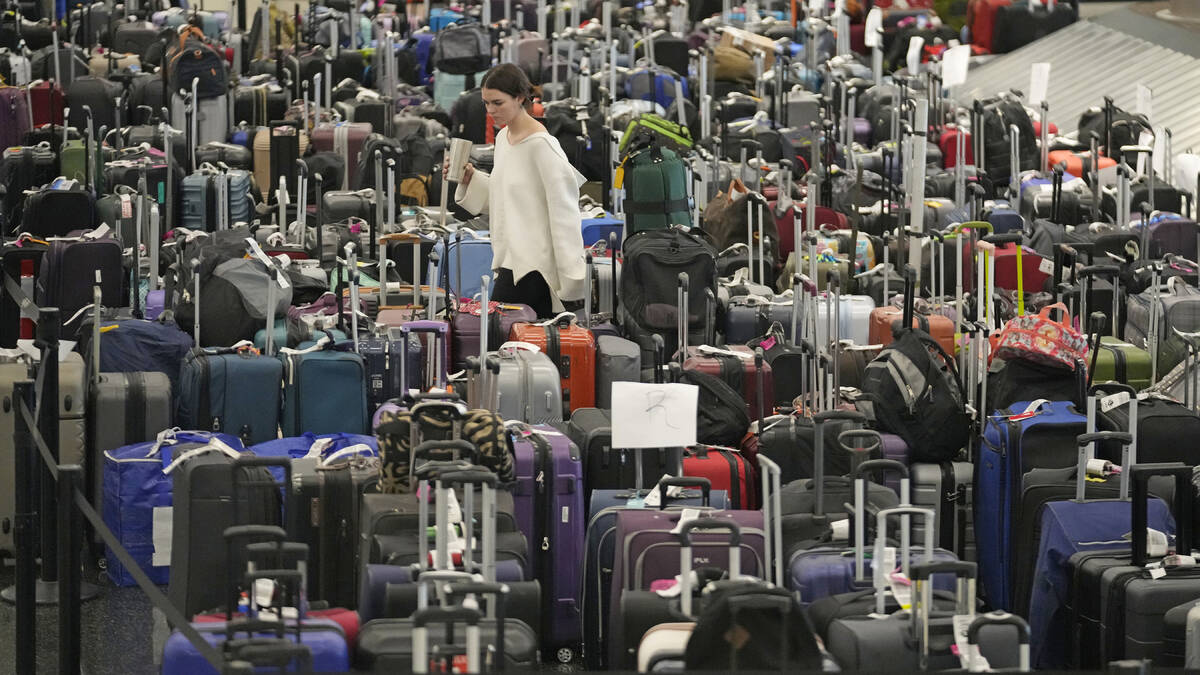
[443,159,475,187]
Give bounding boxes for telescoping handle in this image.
[811,410,865,518]
[852,457,910,583]
[1130,463,1193,567]
[677,518,742,617]
[657,476,712,509]
[967,611,1031,672]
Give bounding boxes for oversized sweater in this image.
[454,128,587,307]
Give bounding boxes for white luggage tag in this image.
[952,614,991,671]
[246,238,291,289]
[161,437,242,474]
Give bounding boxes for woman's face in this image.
[481,87,523,128]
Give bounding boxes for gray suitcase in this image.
[0,352,87,554]
[826,554,1025,670]
[910,461,976,561]
[171,90,230,146]
[88,371,173,522]
[596,335,640,409]
[494,343,563,425]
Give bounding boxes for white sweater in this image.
[454,128,587,307]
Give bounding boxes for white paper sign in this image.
[1028,62,1051,106]
[906,36,925,75]
[1153,124,1168,178]
[611,381,698,449]
[809,0,822,17]
[1138,130,1154,177]
[941,44,970,88]
[1137,83,1153,121]
[864,8,883,48]
[152,506,173,567]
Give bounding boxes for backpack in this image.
[684,583,824,671]
[432,22,490,75]
[678,369,750,447]
[857,326,970,463]
[620,227,717,336]
[166,26,227,99]
[620,144,692,236]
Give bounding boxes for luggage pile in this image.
[10,0,1200,670]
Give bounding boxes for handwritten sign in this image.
[941,44,970,88]
[611,381,698,449]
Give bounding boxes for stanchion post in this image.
[57,464,82,675]
[10,380,35,672]
[37,307,60,584]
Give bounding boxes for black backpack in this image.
[620,227,717,336]
[678,369,750,447]
[856,271,969,462]
[167,28,227,98]
[432,22,490,75]
[684,583,824,671]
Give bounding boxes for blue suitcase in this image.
[279,338,369,435]
[1029,497,1174,669]
[339,333,422,411]
[986,198,1025,234]
[976,400,1086,610]
[176,347,285,445]
[357,560,527,623]
[582,480,728,670]
[581,215,623,250]
[161,618,350,673]
[426,230,493,301]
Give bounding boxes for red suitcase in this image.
[939,125,974,169]
[682,445,756,509]
[28,81,64,127]
[682,345,774,421]
[311,121,372,190]
[509,313,597,412]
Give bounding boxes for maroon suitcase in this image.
[449,299,537,371]
[310,121,372,190]
[608,509,766,667]
[28,81,64,127]
[682,345,774,420]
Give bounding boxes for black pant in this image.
[492,268,553,318]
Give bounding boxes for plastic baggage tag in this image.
[873,545,897,594]
[951,614,990,671]
[1100,390,1131,413]
[887,571,911,610]
[669,508,703,534]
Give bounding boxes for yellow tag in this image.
[614,166,625,190]
[99,325,119,333]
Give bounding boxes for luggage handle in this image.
[678,518,742,617]
[412,606,483,675]
[657,476,712,508]
[413,439,478,463]
[837,429,881,455]
[908,559,977,642]
[871,505,935,611]
[1130,463,1193,567]
[967,611,1031,672]
[811,410,865,517]
[1074,431,1132,502]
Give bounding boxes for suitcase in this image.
[35,228,123,339]
[194,141,253,170]
[682,345,773,422]
[682,445,755,509]
[607,508,765,669]
[252,122,309,201]
[176,347,284,446]
[826,561,1026,671]
[426,230,494,301]
[507,421,586,655]
[311,121,372,190]
[1,352,85,555]
[27,80,64,126]
[563,407,683,507]
[491,341,563,425]
[1161,599,1200,667]
[510,313,598,412]
[351,330,423,411]
[171,91,230,147]
[867,305,956,356]
[278,337,369,436]
[596,334,640,409]
[95,187,157,248]
[976,399,1087,610]
[232,82,290,127]
[911,461,976,561]
[86,370,172,535]
[449,299,536,371]
[1066,464,1196,668]
[581,479,727,671]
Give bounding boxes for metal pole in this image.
[37,308,60,584]
[6,381,35,672]
[57,464,82,675]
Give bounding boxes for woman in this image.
[447,63,587,317]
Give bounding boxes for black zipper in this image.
[546,325,566,409]
[719,449,742,508]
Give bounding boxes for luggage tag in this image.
[644,475,684,508]
[951,614,990,672]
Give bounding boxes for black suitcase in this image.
[233,82,290,127]
[65,75,123,132]
[195,141,253,170]
[1066,464,1198,668]
[561,407,681,507]
[166,452,285,618]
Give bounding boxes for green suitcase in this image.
[59,138,104,189]
[620,144,691,237]
[1092,336,1152,391]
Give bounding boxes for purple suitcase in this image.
[449,300,537,371]
[879,432,911,493]
[508,422,586,652]
[607,509,765,666]
[853,117,871,146]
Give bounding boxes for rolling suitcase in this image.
[311,121,372,190]
[278,336,369,436]
[509,312,598,412]
[682,445,755,510]
[176,346,285,446]
[563,406,682,507]
[507,421,586,658]
[596,334,640,409]
[683,344,773,421]
[449,298,536,372]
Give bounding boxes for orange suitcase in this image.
[509,313,597,412]
[867,306,956,356]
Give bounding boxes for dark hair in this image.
[480,63,534,109]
